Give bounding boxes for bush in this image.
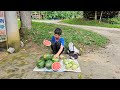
[40,11,83,20]
[101,17,120,24]
[62,18,120,28]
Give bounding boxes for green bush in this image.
[62,18,120,28]
[101,16,120,24]
[40,11,83,20]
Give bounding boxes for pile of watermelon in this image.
[36,54,61,71]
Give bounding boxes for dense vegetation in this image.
[83,11,119,19]
[32,11,83,20]
[62,17,120,28]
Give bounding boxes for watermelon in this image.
[65,64,71,69]
[45,60,53,69]
[52,62,61,71]
[36,60,45,68]
[52,57,60,62]
[72,64,78,70]
[63,59,69,65]
[44,54,53,60]
[43,40,51,46]
[39,56,44,60]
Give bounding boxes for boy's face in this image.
[54,34,60,39]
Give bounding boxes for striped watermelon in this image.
[52,62,61,71]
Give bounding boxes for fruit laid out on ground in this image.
[44,54,53,60]
[36,54,79,71]
[36,59,45,68]
[37,54,61,70]
[52,57,60,62]
[59,55,66,59]
[45,60,53,69]
[63,59,79,70]
[52,62,61,71]
[43,40,51,46]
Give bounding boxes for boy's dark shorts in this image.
[51,42,64,55]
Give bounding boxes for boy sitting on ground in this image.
[50,28,65,59]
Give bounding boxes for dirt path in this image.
[0,20,120,79]
[33,20,120,79]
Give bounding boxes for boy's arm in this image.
[54,38,64,58]
[57,45,64,55]
[54,45,63,58]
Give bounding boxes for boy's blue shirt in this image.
[51,36,65,47]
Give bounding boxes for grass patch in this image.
[19,21,108,50]
[62,18,120,28]
[18,19,21,29]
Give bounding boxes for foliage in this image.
[32,11,83,20]
[106,17,120,24]
[62,18,120,28]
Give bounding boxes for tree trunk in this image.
[19,11,32,30]
[95,11,97,20]
[118,11,120,17]
[99,11,103,23]
[39,11,41,19]
[84,11,119,20]
[5,11,20,52]
[19,11,32,38]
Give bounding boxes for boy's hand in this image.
[54,54,59,58]
[43,39,46,42]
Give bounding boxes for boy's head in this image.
[54,28,62,39]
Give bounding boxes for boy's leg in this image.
[51,42,57,54]
[56,42,64,59]
[56,42,64,55]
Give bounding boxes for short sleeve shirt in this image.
[51,36,65,47]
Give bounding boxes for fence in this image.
[17,11,44,20]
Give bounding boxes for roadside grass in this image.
[18,21,108,51]
[62,18,120,28]
[18,20,21,29]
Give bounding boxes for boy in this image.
[50,28,65,58]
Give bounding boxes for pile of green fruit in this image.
[63,59,79,70]
[36,54,60,69]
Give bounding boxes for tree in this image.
[19,11,32,30]
[19,11,32,38]
[99,11,103,23]
[83,11,119,20]
[5,11,20,52]
[118,11,120,17]
[95,11,97,20]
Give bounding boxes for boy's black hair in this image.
[54,28,62,35]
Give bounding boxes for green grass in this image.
[18,19,21,29]
[62,18,120,28]
[18,21,108,49]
